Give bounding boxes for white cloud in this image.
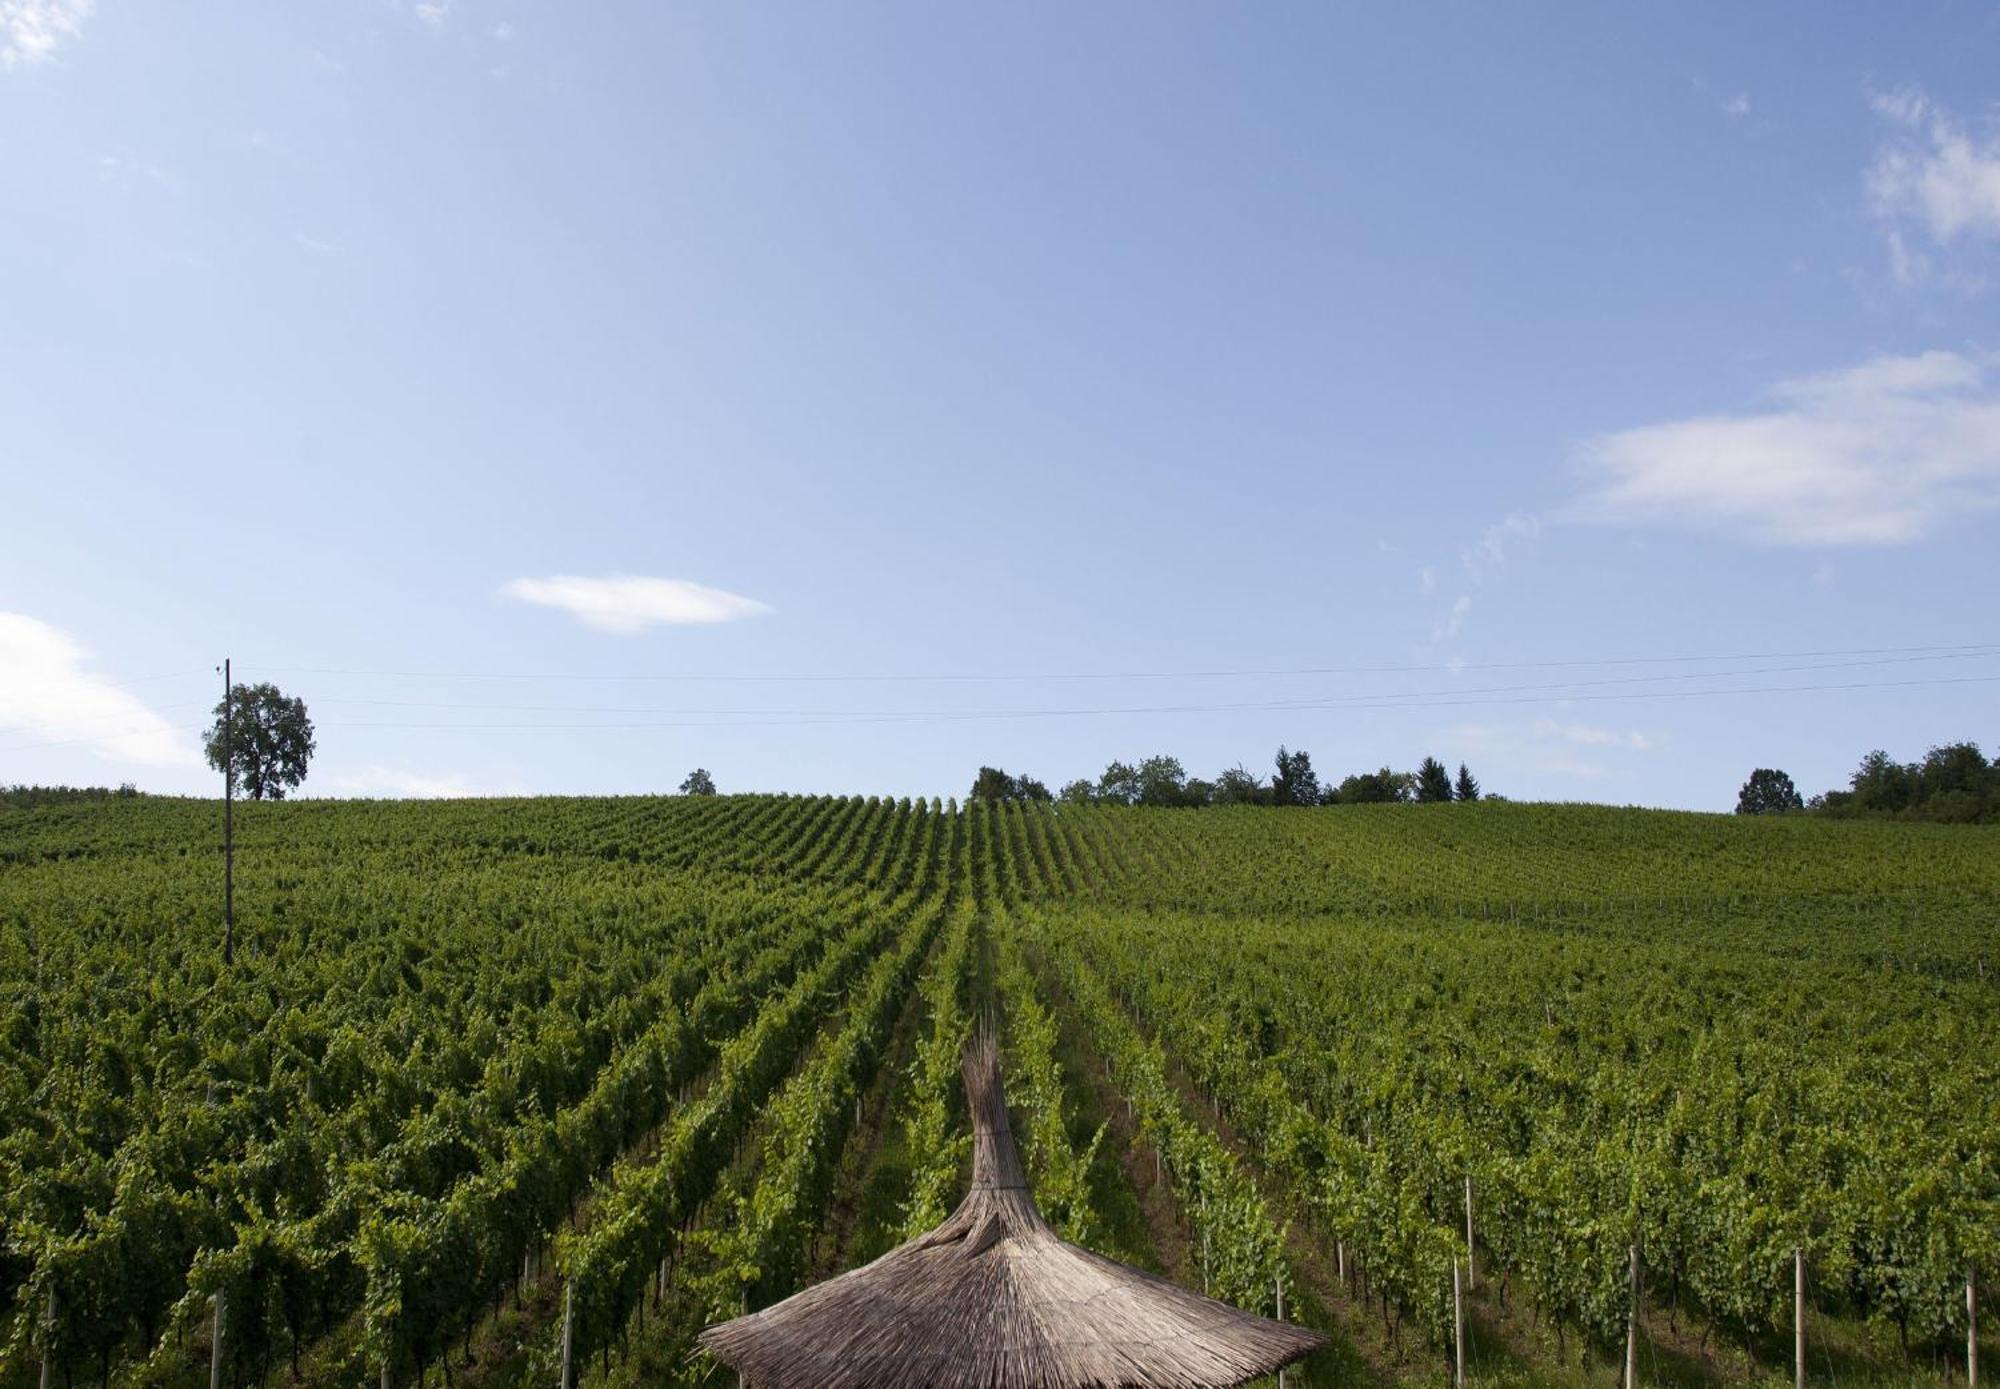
[1720,92,1750,119]
[501,574,773,634]
[1570,350,2000,545]
[1431,594,1472,644]
[1451,719,1658,780]
[1530,718,1656,751]
[414,0,450,29]
[1868,89,2000,247]
[1,0,90,68]
[491,20,515,40]
[1417,566,1437,595]
[0,613,199,767]
[329,765,514,799]
[1462,512,1540,581]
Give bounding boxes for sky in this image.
[3,2,1998,809]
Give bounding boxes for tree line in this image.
[970,747,1487,808]
[1738,739,1999,823]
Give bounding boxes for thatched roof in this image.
[698,1036,1325,1388]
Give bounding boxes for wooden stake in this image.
[560,1281,574,1389]
[1276,1273,1287,1389]
[38,1284,53,1389]
[1625,1245,1640,1389]
[1452,1258,1466,1389]
[210,1290,225,1389]
[1970,1266,1979,1389]
[1465,1175,1476,1291]
[1794,1247,1806,1389]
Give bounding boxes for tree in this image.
[1330,767,1415,804]
[1135,754,1190,807]
[1096,761,1142,806]
[1849,749,1914,814]
[679,768,718,796]
[1270,746,1319,807]
[1736,768,1803,815]
[970,767,1052,802]
[1057,779,1097,806]
[970,767,1013,802]
[204,683,315,801]
[1415,756,1454,803]
[1454,763,1480,802]
[1213,765,1269,806]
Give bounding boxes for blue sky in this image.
[3,2,1997,808]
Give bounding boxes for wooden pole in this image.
[1465,1174,1476,1290]
[1276,1273,1287,1389]
[222,659,234,967]
[1452,1257,1467,1389]
[559,1281,575,1389]
[38,1283,53,1389]
[1794,1247,1806,1389]
[1625,1245,1640,1389]
[1970,1266,1979,1389]
[210,1290,224,1389]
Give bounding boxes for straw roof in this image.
[698,1036,1325,1388]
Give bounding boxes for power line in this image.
[308,672,2000,734]
[247,641,2000,685]
[295,649,2000,718]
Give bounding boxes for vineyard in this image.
[1,795,1994,1389]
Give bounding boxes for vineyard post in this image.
[1275,1272,1287,1389]
[221,658,234,967]
[38,1283,53,1389]
[1452,1257,1466,1389]
[559,1281,574,1389]
[1970,1265,1979,1389]
[1465,1175,1476,1289]
[1624,1245,1639,1389]
[209,1290,224,1389]
[1794,1247,1805,1389]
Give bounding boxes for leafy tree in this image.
[1271,746,1319,807]
[1331,767,1415,804]
[204,682,315,800]
[1135,755,1190,807]
[1735,768,1803,815]
[1415,756,1454,803]
[970,767,1052,802]
[1454,763,1480,802]
[1097,760,1142,806]
[1057,779,1097,806]
[679,768,718,796]
[1849,749,1914,814]
[1212,765,1270,806]
[970,766,1014,802]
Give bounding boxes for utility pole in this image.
[222,658,234,967]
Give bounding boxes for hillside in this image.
[1,796,1994,1388]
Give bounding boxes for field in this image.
[1,795,1995,1389]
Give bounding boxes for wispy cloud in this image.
[0,613,199,767]
[1462,512,1540,582]
[414,0,450,30]
[1450,718,1659,780]
[1569,350,2000,545]
[1720,91,1750,119]
[1431,594,1472,644]
[329,765,519,799]
[1,0,91,69]
[1422,512,1539,647]
[1531,718,1655,751]
[502,575,773,634]
[1867,89,2000,282]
